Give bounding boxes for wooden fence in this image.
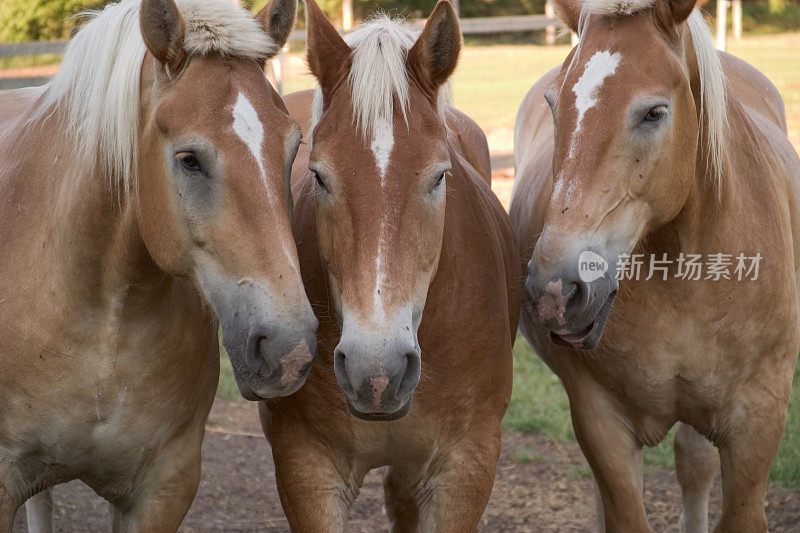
[0,13,559,91]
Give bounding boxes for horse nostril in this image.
[396,351,421,399]
[564,282,583,315]
[245,334,270,370]
[333,349,354,394]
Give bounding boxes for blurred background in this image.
[2,1,800,530]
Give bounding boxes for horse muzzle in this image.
[224,319,318,400]
[333,333,421,421]
[525,250,618,350]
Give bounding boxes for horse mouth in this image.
[344,397,413,422]
[551,291,616,349]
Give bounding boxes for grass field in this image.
[207,32,800,490]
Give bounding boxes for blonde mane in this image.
[567,4,729,194]
[26,0,277,196]
[309,14,452,146]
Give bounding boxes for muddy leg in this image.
[109,426,203,532]
[674,422,718,533]
[383,466,420,533]
[568,379,651,533]
[25,488,54,533]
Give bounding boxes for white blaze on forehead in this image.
[230,91,301,278]
[371,120,394,177]
[232,92,265,174]
[569,50,622,158]
[372,120,393,316]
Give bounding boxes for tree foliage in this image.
[0,0,110,42]
[2,0,798,43]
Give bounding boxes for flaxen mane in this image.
[25,0,277,194]
[309,14,452,149]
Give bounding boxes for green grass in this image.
[450,44,570,132]
[0,53,62,69]
[502,335,574,441]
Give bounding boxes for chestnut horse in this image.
[511,0,800,531]
[260,1,520,530]
[0,0,316,530]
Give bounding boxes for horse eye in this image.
[435,172,445,187]
[312,171,328,192]
[177,152,201,172]
[643,105,668,123]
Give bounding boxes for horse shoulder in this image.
[446,108,491,184]
[721,51,787,133]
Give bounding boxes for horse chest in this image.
[0,330,216,489]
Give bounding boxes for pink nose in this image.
[370,376,389,408]
[537,279,569,326]
[280,339,313,387]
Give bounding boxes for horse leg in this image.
[568,378,652,533]
[412,434,501,532]
[593,479,606,533]
[109,427,203,532]
[0,483,17,533]
[383,466,420,533]
[714,400,786,533]
[674,422,718,533]
[270,434,360,532]
[25,488,54,533]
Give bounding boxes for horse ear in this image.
[407,0,461,94]
[552,0,583,33]
[256,0,298,51]
[667,0,698,23]
[139,0,187,73]
[305,0,350,92]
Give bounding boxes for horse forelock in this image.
[561,6,728,196]
[24,0,278,198]
[308,15,452,159]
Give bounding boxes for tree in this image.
[0,0,109,42]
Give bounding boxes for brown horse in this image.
[0,0,315,530]
[260,0,520,530]
[511,0,800,531]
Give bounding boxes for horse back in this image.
[0,87,42,133]
[723,55,800,279]
[721,52,787,133]
[446,108,492,184]
[509,67,559,271]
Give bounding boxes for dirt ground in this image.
[11,398,800,532]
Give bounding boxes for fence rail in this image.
[0,40,67,58]
[0,14,558,91]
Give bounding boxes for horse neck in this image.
[0,105,184,335]
[667,87,783,261]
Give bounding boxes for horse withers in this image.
[0,0,315,530]
[260,1,521,530]
[511,0,800,530]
